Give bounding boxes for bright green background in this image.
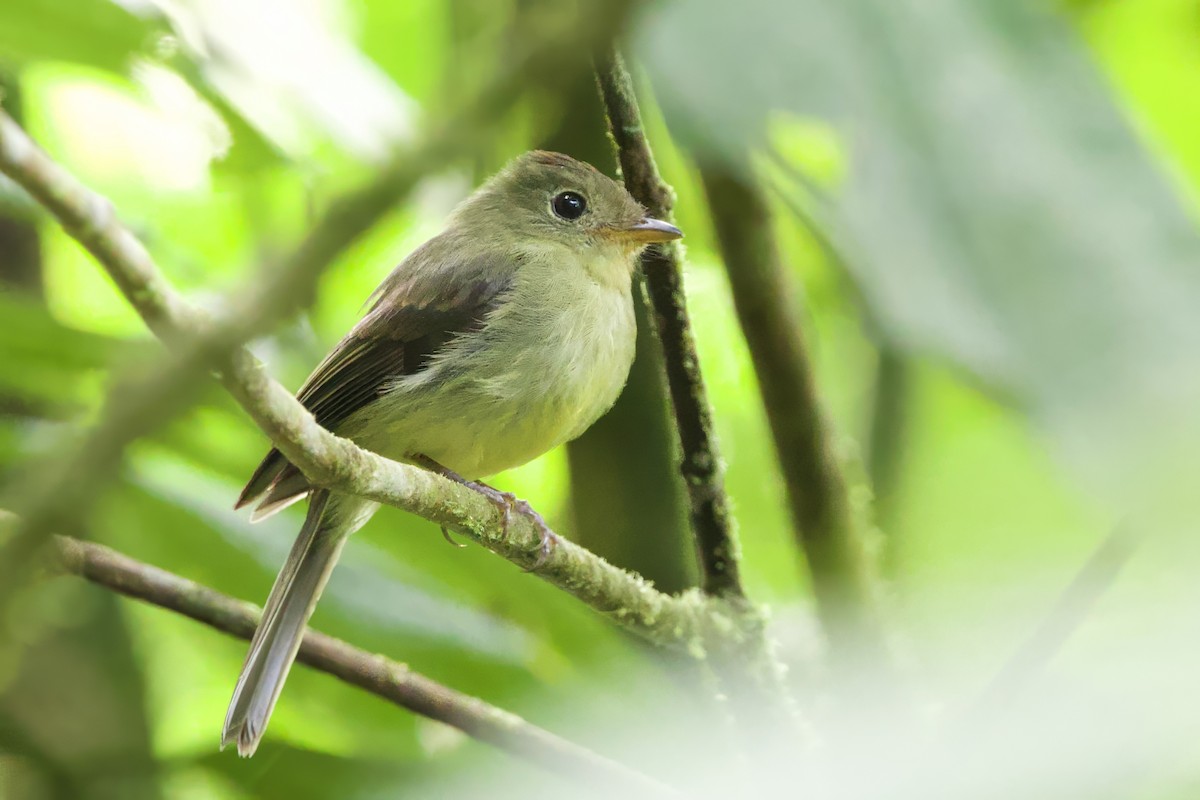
[3,0,1200,797]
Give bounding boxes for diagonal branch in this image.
[594,47,744,601]
[50,533,675,795]
[0,106,712,653]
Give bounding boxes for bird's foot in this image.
[463,483,560,570]
[510,495,560,571]
[412,454,559,569]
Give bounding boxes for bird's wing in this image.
[236,235,517,514]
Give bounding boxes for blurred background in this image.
[3,0,1200,797]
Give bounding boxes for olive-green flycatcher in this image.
[222,150,683,756]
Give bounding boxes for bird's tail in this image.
[221,491,374,756]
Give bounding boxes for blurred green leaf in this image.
[167,58,287,174]
[0,579,163,799]
[641,0,1200,507]
[186,744,435,800]
[0,293,124,368]
[0,293,130,414]
[1076,0,1200,200]
[156,0,415,165]
[0,0,154,72]
[185,739,568,800]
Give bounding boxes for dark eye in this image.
[551,191,587,220]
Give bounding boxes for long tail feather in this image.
[222,491,346,756]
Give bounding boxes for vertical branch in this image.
[594,47,743,600]
[567,298,696,593]
[698,164,886,658]
[593,49,799,737]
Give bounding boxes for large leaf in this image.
[640,0,1200,506]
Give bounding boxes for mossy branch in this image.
[0,107,716,652]
[594,47,800,733]
[594,47,744,601]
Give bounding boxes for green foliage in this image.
[3,0,1200,797]
[0,0,156,72]
[643,0,1200,509]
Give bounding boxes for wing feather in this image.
[236,237,516,513]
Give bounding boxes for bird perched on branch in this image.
[222,150,682,756]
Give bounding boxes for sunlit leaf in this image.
[156,0,416,165]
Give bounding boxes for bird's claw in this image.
[440,525,467,548]
[471,485,559,570]
[514,498,559,571]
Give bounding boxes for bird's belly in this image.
[350,284,636,479]
[413,397,587,478]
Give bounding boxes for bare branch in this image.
[594,47,744,601]
[51,533,675,795]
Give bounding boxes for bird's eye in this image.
[551,191,588,220]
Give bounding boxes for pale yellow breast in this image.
[357,243,639,479]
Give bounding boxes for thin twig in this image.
[51,533,675,796]
[593,47,743,600]
[0,103,714,653]
[973,525,1140,713]
[698,164,886,661]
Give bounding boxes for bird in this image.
[221,150,683,756]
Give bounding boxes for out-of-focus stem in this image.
[0,71,41,296]
[699,162,888,662]
[867,345,911,572]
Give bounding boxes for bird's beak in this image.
[617,217,683,243]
